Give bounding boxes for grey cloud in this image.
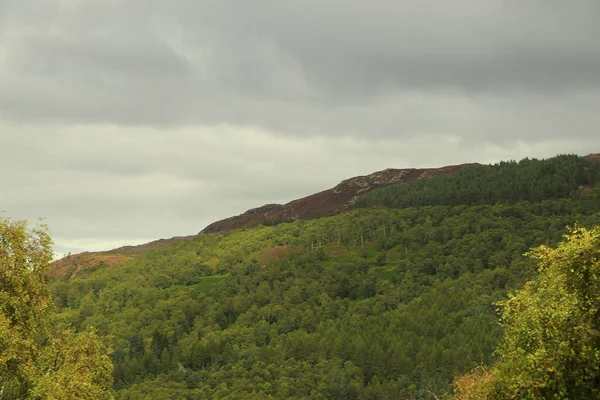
[185,0,600,93]
[1,0,599,135]
[0,0,599,254]
[17,35,190,78]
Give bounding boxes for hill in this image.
[50,236,196,280]
[47,153,600,399]
[50,162,478,278]
[50,154,598,279]
[201,163,479,233]
[353,153,600,210]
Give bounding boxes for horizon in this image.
[50,151,598,260]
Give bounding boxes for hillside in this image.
[201,163,479,233]
[50,155,599,279]
[46,153,600,399]
[49,162,478,278]
[50,235,196,280]
[353,153,600,210]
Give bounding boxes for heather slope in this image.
[201,163,478,233]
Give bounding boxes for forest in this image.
[2,154,600,399]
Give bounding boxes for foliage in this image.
[49,180,600,398]
[353,155,599,210]
[33,329,114,400]
[453,367,495,400]
[0,217,113,399]
[0,218,53,398]
[454,227,600,399]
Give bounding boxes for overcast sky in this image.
[1,0,599,256]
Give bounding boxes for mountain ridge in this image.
[48,162,477,278]
[201,163,479,233]
[201,152,600,234]
[49,153,600,278]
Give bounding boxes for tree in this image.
[0,217,113,399]
[31,329,114,400]
[455,226,600,399]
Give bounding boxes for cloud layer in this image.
[1,0,598,254]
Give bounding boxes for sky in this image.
[1,0,599,257]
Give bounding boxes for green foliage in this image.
[456,227,600,399]
[353,154,599,210]
[49,181,600,398]
[33,329,114,400]
[0,217,113,399]
[0,218,54,398]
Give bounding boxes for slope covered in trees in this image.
[48,154,599,281]
[49,163,479,280]
[455,227,600,399]
[352,154,599,210]
[45,154,600,399]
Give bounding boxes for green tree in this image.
[32,330,114,400]
[0,218,54,397]
[455,226,600,399]
[0,217,113,399]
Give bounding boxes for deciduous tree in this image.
[0,217,113,399]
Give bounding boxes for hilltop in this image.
[201,163,478,233]
[49,154,600,278]
[50,161,478,278]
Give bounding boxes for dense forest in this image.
[39,154,600,399]
[3,154,600,399]
[353,155,599,209]
[454,226,600,399]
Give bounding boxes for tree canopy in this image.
[48,181,600,398]
[5,153,599,398]
[353,155,599,210]
[0,217,113,399]
[455,226,600,399]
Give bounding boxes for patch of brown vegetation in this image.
[453,367,495,400]
[206,256,219,267]
[201,163,479,233]
[49,253,133,280]
[49,235,195,278]
[257,246,298,266]
[584,153,600,163]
